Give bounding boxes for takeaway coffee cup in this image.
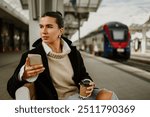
[79,79,91,99]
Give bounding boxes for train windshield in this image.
[112,30,125,41]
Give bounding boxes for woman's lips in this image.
[42,36,48,40]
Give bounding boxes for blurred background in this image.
[0,0,150,100]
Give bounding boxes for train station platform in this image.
[83,51,150,81]
[0,51,150,100]
[81,52,150,100]
[0,51,23,100]
[130,51,150,63]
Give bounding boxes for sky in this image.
[71,0,150,41]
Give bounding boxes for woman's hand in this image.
[22,57,45,80]
[86,82,95,97]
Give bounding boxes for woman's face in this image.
[39,16,63,44]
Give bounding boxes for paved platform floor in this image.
[0,51,150,100]
[82,53,150,100]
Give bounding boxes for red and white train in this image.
[75,21,131,60]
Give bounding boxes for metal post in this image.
[31,0,38,20]
[39,0,45,17]
[142,27,146,53]
[78,14,81,49]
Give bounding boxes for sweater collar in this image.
[42,38,71,59]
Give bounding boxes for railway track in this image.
[121,58,150,72]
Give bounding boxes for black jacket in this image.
[7,37,92,100]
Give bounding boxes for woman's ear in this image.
[60,28,64,35]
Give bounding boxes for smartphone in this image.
[28,54,42,65]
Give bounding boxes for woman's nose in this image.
[42,27,47,34]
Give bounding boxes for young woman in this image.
[7,11,118,100]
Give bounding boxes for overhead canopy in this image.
[0,0,28,30]
[0,0,102,37]
[64,0,101,13]
[63,0,102,37]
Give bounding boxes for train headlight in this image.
[117,48,124,52]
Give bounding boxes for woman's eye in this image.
[39,25,54,29]
[39,25,43,28]
[47,25,53,28]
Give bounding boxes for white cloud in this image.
[71,0,150,42]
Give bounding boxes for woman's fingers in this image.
[85,82,95,97]
[23,57,45,79]
[26,67,45,76]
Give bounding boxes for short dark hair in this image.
[41,11,64,28]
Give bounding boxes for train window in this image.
[112,30,125,41]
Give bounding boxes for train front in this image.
[103,22,131,60]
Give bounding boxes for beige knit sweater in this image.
[47,55,78,99]
[44,39,78,99]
